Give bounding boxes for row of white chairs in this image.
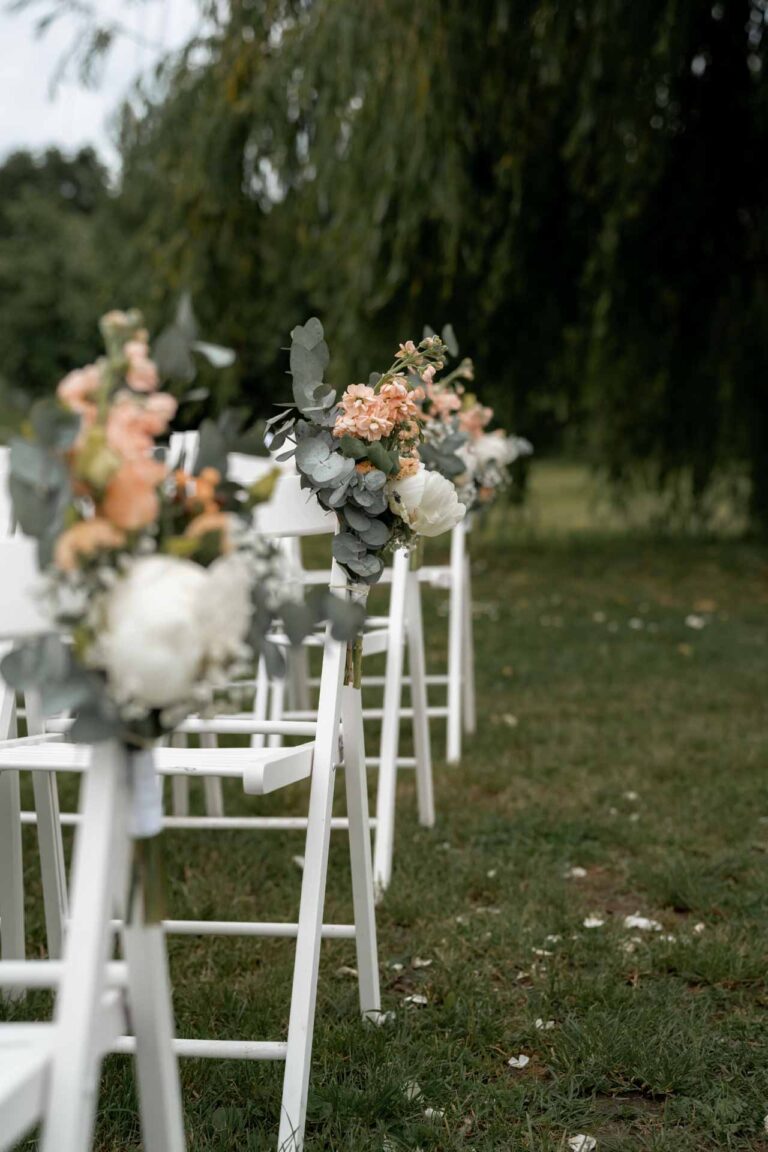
[0,439,478,1150]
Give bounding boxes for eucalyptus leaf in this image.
[339,435,368,460]
[280,602,317,645]
[346,553,384,581]
[365,441,398,474]
[194,419,229,475]
[153,325,197,384]
[441,323,459,358]
[332,532,366,563]
[30,400,80,450]
[344,506,372,532]
[361,469,387,491]
[192,340,236,368]
[358,520,391,547]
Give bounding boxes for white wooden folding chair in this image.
[234,459,436,896]
[0,538,185,1152]
[0,489,381,1150]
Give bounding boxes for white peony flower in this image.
[461,431,532,472]
[388,463,466,538]
[100,555,209,710]
[201,552,253,664]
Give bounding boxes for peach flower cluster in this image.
[333,378,425,444]
[459,401,494,440]
[53,316,180,569]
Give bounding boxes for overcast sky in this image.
[0,0,200,168]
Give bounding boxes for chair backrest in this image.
[253,469,336,539]
[0,538,49,643]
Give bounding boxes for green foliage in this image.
[4,2,768,526]
[0,148,110,413]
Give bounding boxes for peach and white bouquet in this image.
[418,329,532,508]
[1,308,337,747]
[267,319,465,587]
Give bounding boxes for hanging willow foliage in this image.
[9,0,768,527]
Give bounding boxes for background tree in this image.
[0,147,110,426]
[5,0,768,526]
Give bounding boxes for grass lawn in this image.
[7,463,768,1150]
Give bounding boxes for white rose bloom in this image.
[100,555,209,710]
[202,552,253,664]
[389,463,466,538]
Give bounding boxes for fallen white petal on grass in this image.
[545,934,562,943]
[335,965,358,978]
[568,1136,597,1152]
[623,790,639,801]
[763,1114,768,1134]
[685,613,706,630]
[292,855,305,870]
[507,1054,530,1069]
[423,1108,445,1121]
[629,617,644,630]
[390,962,404,972]
[403,1081,422,1101]
[592,611,607,623]
[412,956,433,969]
[628,812,640,823]
[693,922,706,935]
[564,866,588,879]
[365,1009,395,1027]
[583,915,605,928]
[404,994,428,1006]
[535,1018,556,1031]
[502,713,518,727]
[659,933,677,943]
[487,868,498,878]
[624,914,662,932]
[532,948,553,957]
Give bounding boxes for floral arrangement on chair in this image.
[1,309,357,747]
[266,318,466,587]
[418,326,533,509]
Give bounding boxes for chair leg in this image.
[406,570,435,828]
[0,767,25,992]
[278,638,345,1152]
[250,656,270,750]
[41,743,125,1152]
[123,920,186,1152]
[25,690,69,959]
[288,647,312,713]
[31,772,69,959]
[267,676,286,750]
[200,732,225,817]
[373,548,408,897]
[340,685,380,1018]
[0,686,25,988]
[462,552,477,736]
[170,733,190,816]
[446,521,465,764]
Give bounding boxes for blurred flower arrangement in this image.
[418,327,533,508]
[266,318,465,587]
[1,308,357,746]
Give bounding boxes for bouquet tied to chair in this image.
[266,318,467,685]
[1,308,362,918]
[416,325,533,510]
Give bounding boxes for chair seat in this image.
[0,741,315,796]
[0,1027,52,1149]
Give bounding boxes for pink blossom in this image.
[57,364,102,415]
[124,339,159,392]
[106,390,176,459]
[397,340,417,357]
[459,403,493,440]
